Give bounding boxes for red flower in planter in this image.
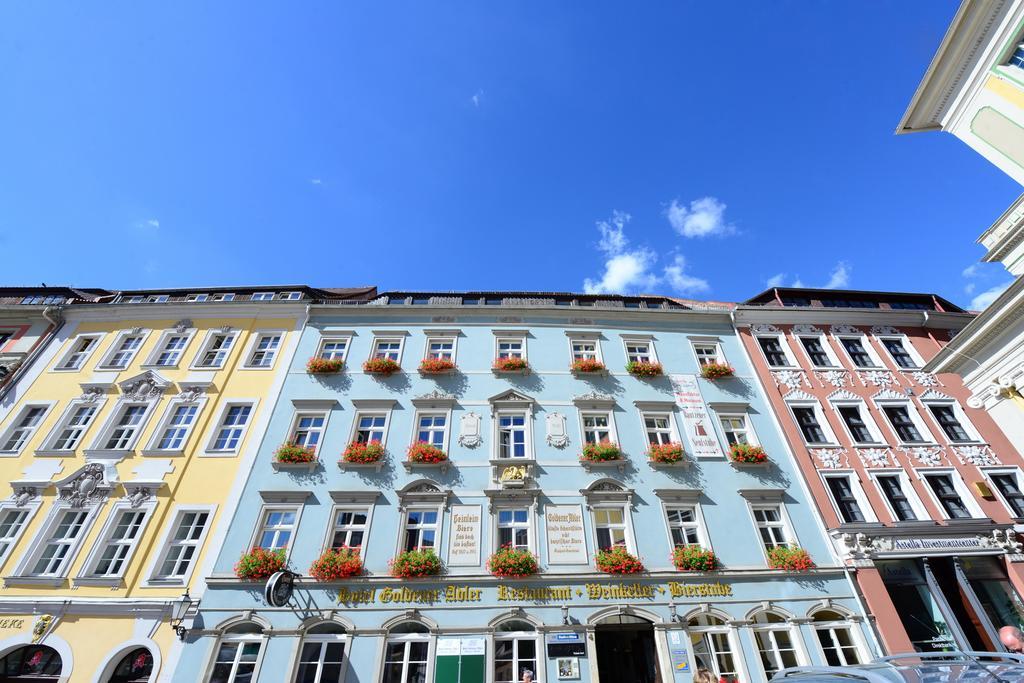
[306,357,344,374]
[407,441,447,464]
[595,546,644,574]
[342,440,385,464]
[274,443,317,464]
[648,442,685,464]
[571,358,605,374]
[419,358,456,374]
[767,545,814,571]
[487,544,539,577]
[728,443,768,464]
[234,547,286,581]
[580,440,621,462]
[309,546,363,581]
[390,547,442,578]
[672,545,718,571]
[700,362,734,380]
[626,360,663,377]
[493,357,529,372]
[363,357,401,375]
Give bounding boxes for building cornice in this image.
[732,307,972,330]
[979,192,1024,263]
[62,301,309,322]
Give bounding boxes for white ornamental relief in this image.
[859,370,896,387]
[870,326,901,336]
[750,324,780,335]
[918,389,953,402]
[872,388,906,401]
[856,448,891,468]
[952,445,1000,467]
[784,390,817,403]
[791,324,822,336]
[811,448,845,469]
[457,412,482,448]
[838,532,875,559]
[993,529,1023,554]
[815,370,849,388]
[772,370,805,391]
[546,412,569,448]
[900,446,945,467]
[911,372,938,387]
[830,324,861,336]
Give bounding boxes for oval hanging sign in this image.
[264,571,296,607]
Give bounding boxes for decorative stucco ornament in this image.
[856,448,891,468]
[952,445,999,467]
[811,448,845,469]
[772,370,804,391]
[546,412,568,448]
[814,370,849,388]
[859,370,896,388]
[910,372,938,387]
[900,446,944,467]
[58,463,110,508]
[457,412,482,448]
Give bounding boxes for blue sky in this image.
[0,2,1019,308]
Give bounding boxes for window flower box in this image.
[647,442,685,466]
[234,547,286,581]
[673,545,718,571]
[626,361,663,378]
[390,547,442,578]
[728,443,769,465]
[272,443,318,471]
[767,545,814,572]
[487,545,539,578]
[699,362,734,380]
[306,357,344,374]
[339,441,385,471]
[418,358,457,375]
[492,357,529,374]
[309,546,363,581]
[363,358,401,376]
[404,441,449,473]
[570,359,606,375]
[595,546,644,574]
[580,440,625,472]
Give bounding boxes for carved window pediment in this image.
[918,389,953,402]
[791,324,822,335]
[783,390,817,403]
[54,463,113,508]
[117,370,171,401]
[872,388,907,402]
[580,478,632,506]
[397,479,450,508]
[826,389,862,403]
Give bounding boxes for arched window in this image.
[811,610,863,666]
[295,623,347,683]
[494,620,539,683]
[209,622,264,683]
[382,622,430,683]
[107,647,153,683]
[750,610,801,679]
[0,645,62,682]
[686,614,739,683]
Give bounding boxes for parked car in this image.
[771,651,1024,682]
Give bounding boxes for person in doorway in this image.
[693,669,716,683]
[521,669,534,683]
[999,625,1024,653]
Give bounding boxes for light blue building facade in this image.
[178,293,878,683]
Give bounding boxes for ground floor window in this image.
[811,611,862,666]
[494,620,539,683]
[209,622,264,683]
[688,614,739,682]
[0,645,62,681]
[106,647,154,682]
[750,610,801,679]
[295,622,347,683]
[382,622,430,683]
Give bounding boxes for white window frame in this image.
[202,400,259,456]
[185,294,209,303]
[211,293,235,301]
[142,395,208,455]
[142,504,217,587]
[97,329,150,370]
[323,505,374,551]
[810,609,869,667]
[494,330,528,362]
[36,398,108,456]
[660,500,711,550]
[867,469,929,522]
[750,611,808,679]
[714,409,760,448]
[637,409,681,446]
[753,332,797,369]
[795,333,841,369]
[492,622,542,683]
[53,334,104,372]
[785,399,837,446]
[492,505,536,553]
[316,335,353,363]
[380,627,432,683]
[835,333,884,370]
[566,331,603,365]
[190,329,239,370]
[279,291,302,300]
[0,402,56,455]
[875,333,925,370]
[820,471,876,524]
[87,400,157,454]
[577,409,618,445]
[241,330,285,370]
[12,502,103,579]
[397,505,444,554]
[349,401,394,447]
[918,469,984,520]
[492,409,533,460]
[621,335,659,365]
[251,292,276,301]
[142,328,196,369]
[982,468,1024,519]
[292,625,349,683]
[689,336,725,368]
[874,399,935,445]
[742,498,798,560]
[410,410,451,452]
[590,503,637,553]
[422,330,459,364]
[286,409,331,455]
[249,505,303,559]
[368,332,408,365]
[920,399,983,445]
[205,624,268,683]
[77,500,157,582]
[0,500,42,570]
[687,613,744,682]
[829,399,885,446]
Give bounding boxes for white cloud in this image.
[663,255,709,294]
[471,89,484,107]
[965,282,976,295]
[970,280,1013,310]
[823,261,851,289]
[962,263,981,278]
[596,211,630,256]
[310,178,322,185]
[665,196,734,238]
[583,251,660,295]
[135,218,159,229]
[766,273,786,288]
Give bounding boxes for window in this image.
[194,332,236,369]
[0,332,11,348]
[246,333,281,368]
[0,508,31,563]
[415,413,446,449]
[209,622,264,683]
[251,292,275,301]
[401,509,439,551]
[875,475,918,522]
[295,623,347,683]
[1,405,49,452]
[642,412,676,445]
[22,294,67,305]
[692,342,721,367]
[103,405,150,450]
[43,402,102,452]
[791,406,829,444]
[87,508,148,577]
[494,620,539,683]
[317,338,349,361]
[279,291,302,300]
[581,412,612,444]
[329,509,369,549]
[154,404,200,451]
[820,299,878,309]
[153,334,189,367]
[593,506,628,550]
[382,623,430,683]
[353,413,387,444]
[757,337,790,368]
[497,413,527,458]
[151,509,210,581]
[752,505,789,550]
[880,337,918,369]
[255,508,297,550]
[751,611,801,678]
[571,340,599,362]
[185,294,209,302]
[424,338,454,361]
[624,340,653,364]
[58,336,99,370]
[839,337,877,368]
[824,475,865,523]
[926,404,972,443]
[108,647,154,682]
[1010,40,1024,69]
[666,507,702,546]
[31,509,91,575]
[718,414,751,446]
[496,338,524,359]
[372,338,402,361]
[799,337,835,367]
[813,610,863,666]
[881,405,926,443]
[689,613,740,682]
[290,413,326,451]
[209,404,253,453]
[102,333,145,369]
[923,473,972,519]
[497,508,530,550]
[990,472,1024,518]
[836,405,877,444]
[212,293,235,301]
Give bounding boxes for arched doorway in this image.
[594,614,662,683]
[106,648,153,683]
[0,645,62,682]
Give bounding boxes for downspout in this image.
[0,305,65,403]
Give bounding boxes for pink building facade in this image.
[736,288,1024,655]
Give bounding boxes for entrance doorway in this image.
[594,615,662,683]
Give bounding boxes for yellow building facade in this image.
[0,297,306,682]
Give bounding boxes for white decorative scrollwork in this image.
[178,385,206,403]
[125,487,152,508]
[58,463,111,508]
[457,412,482,448]
[859,371,896,388]
[173,319,193,334]
[856,448,891,468]
[10,487,37,507]
[870,326,900,336]
[783,390,816,403]
[80,386,105,403]
[772,370,805,391]
[815,370,849,388]
[830,325,861,335]
[918,389,953,401]
[911,372,938,387]
[872,388,906,401]
[952,445,1000,467]
[838,532,875,559]
[826,389,861,402]
[546,412,568,448]
[900,446,945,467]
[572,391,615,404]
[414,389,456,403]
[121,376,165,401]
[791,324,822,335]
[811,448,845,469]
[750,324,780,334]
[993,529,1023,554]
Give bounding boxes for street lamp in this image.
[169,591,198,641]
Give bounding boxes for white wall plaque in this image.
[545,504,588,565]
[546,411,568,448]
[458,412,482,448]
[448,504,482,566]
[670,374,723,458]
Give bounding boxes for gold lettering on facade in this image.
[666,581,733,598]
[444,585,482,602]
[497,585,574,602]
[584,583,656,600]
[0,619,24,629]
[337,582,735,605]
